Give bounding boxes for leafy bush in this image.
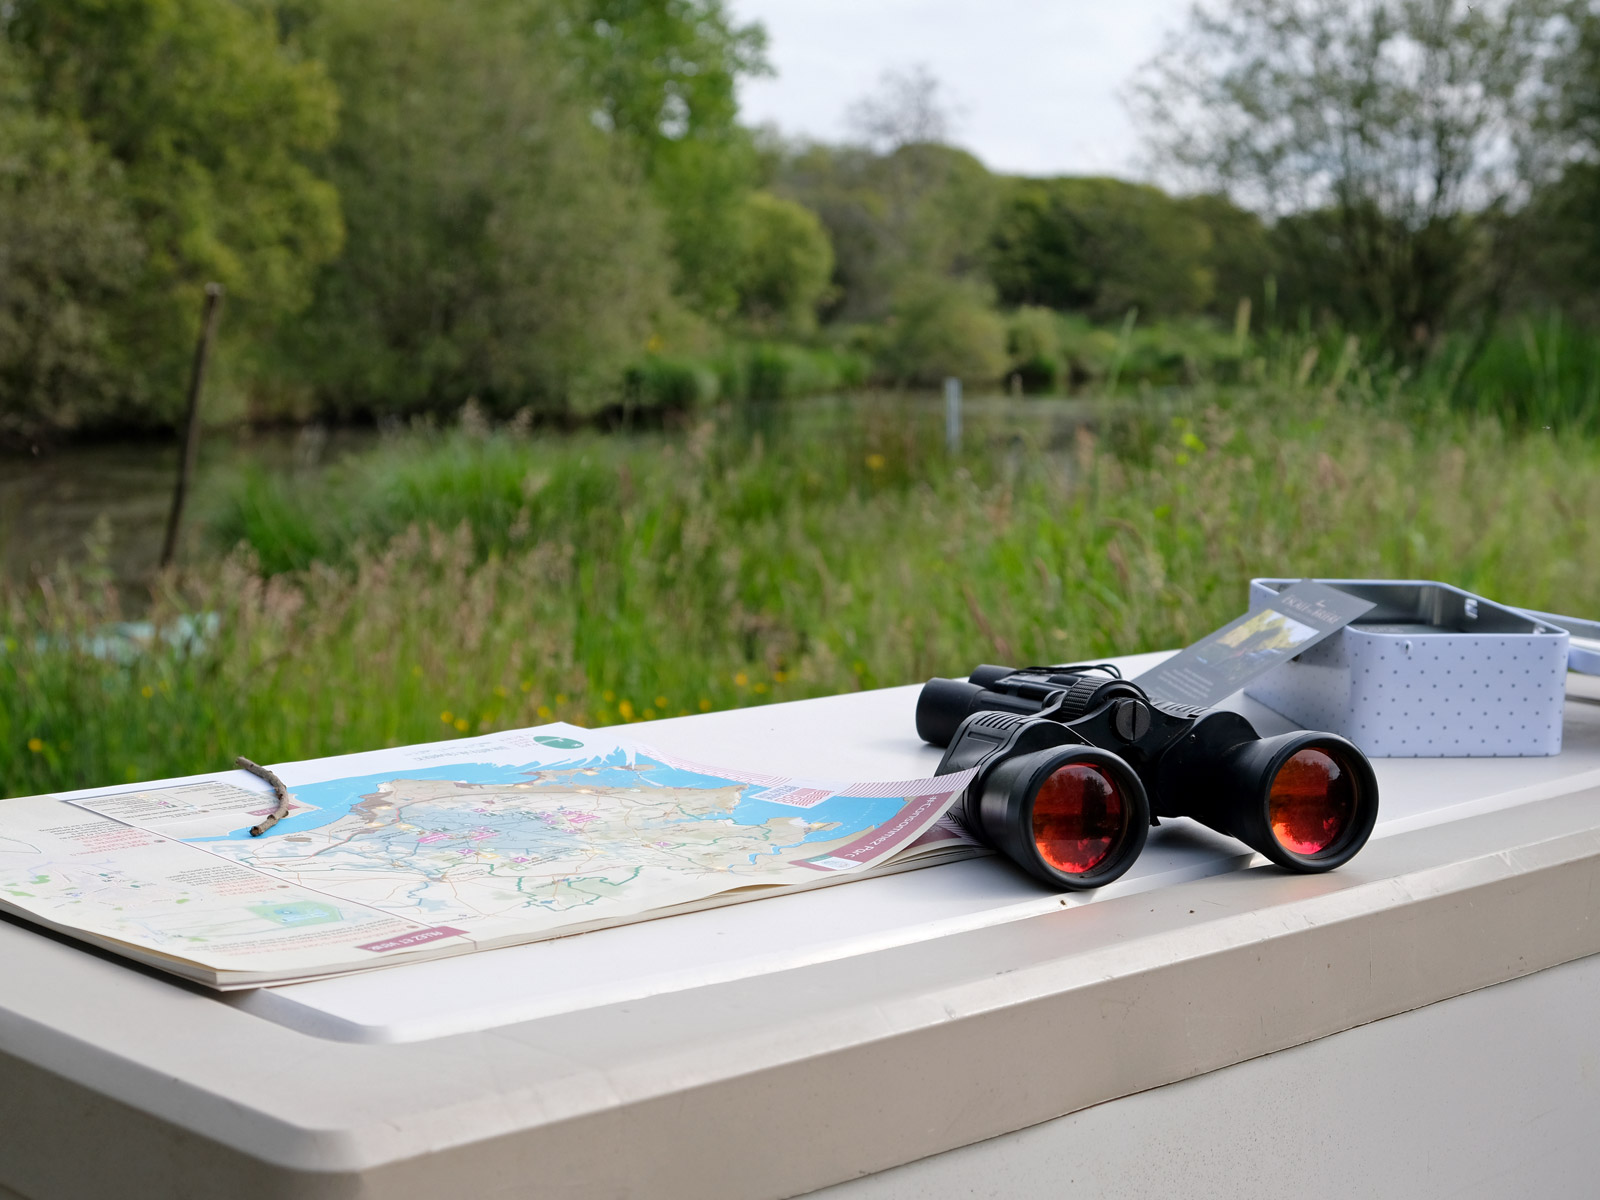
[1055,315,1245,388]
[623,356,720,414]
[735,191,835,335]
[715,341,868,401]
[989,177,1215,319]
[1004,306,1062,392]
[878,277,1008,385]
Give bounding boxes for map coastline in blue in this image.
[188,747,903,850]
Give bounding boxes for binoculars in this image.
[917,664,1379,891]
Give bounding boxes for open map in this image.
[0,724,975,988]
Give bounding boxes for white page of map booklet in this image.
[0,724,979,989]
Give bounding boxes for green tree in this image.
[735,191,835,335]
[779,69,999,322]
[1179,193,1277,320]
[781,141,1000,322]
[5,0,343,422]
[879,276,1008,386]
[988,177,1216,319]
[278,0,673,417]
[566,0,770,316]
[0,42,139,438]
[1131,0,1577,353]
[1520,3,1600,319]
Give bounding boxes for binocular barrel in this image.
[915,675,1034,746]
[921,665,1379,891]
[968,742,1151,890]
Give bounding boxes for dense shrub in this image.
[1004,306,1063,392]
[878,277,1008,385]
[718,342,868,401]
[735,191,836,335]
[989,177,1216,319]
[623,356,720,414]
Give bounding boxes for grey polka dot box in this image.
[1243,579,1597,758]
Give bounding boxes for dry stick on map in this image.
[237,757,292,836]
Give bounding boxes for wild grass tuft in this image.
[4,385,1597,797]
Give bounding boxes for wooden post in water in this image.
[159,283,225,570]
[943,376,962,454]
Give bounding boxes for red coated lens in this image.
[1269,748,1357,856]
[1031,763,1127,875]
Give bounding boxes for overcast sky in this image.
[729,0,1190,178]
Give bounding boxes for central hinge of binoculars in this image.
[1056,675,1110,721]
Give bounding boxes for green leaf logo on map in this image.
[249,901,342,928]
[534,736,585,749]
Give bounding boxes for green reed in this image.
[4,384,1597,798]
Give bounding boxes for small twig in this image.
[237,756,291,836]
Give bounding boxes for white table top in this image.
[4,655,1600,1200]
[236,652,1600,1043]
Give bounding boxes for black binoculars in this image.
[918,664,1379,891]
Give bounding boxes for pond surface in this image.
[0,394,1114,589]
[0,427,379,586]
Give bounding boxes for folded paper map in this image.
[0,724,977,989]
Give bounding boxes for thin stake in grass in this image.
[160,283,226,570]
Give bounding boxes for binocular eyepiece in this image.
[919,664,1378,891]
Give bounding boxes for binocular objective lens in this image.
[1032,764,1127,874]
[1268,748,1357,856]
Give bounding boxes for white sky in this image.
[729,0,1192,178]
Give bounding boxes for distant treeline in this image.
[2,0,1599,438]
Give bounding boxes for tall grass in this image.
[4,385,1597,798]
[1449,312,1600,432]
[1006,307,1600,433]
